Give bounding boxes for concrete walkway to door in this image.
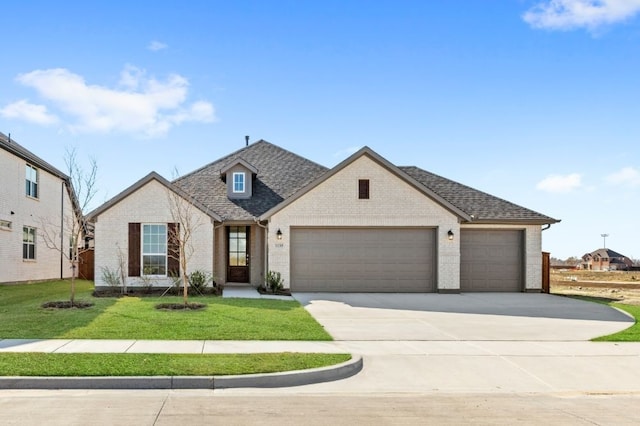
[292,293,633,341]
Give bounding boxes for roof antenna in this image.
[7,133,11,143]
[245,135,249,147]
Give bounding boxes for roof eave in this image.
[87,171,223,223]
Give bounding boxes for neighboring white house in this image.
[0,132,78,283]
[89,141,560,293]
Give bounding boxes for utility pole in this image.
[601,233,609,249]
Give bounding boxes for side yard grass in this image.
[0,280,332,340]
[566,295,640,341]
[0,353,351,376]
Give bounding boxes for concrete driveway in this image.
[293,293,633,341]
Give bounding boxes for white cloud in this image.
[5,67,215,137]
[0,99,59,125]
[606,166,640,187]
[523,0,640,30]
[536,173,582,193]
[148,40,168,51]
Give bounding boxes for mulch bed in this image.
[41,301,95,309]
[256,286,292,296]
[154,302,206,311]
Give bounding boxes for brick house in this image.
[0,132,79,283]
[89,140,559,293]
[581,249,633,271]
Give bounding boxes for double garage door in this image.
[460,229,524,292]
[291,228,436,292]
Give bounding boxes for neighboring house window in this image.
[233,172,245,193]
[0,220,11,231]
[23,226,36,260]
[25,164,38,198]
[142,224,167,276]
[358,179,370,199]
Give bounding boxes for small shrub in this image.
[265,270,284,294]
[100,266,121,287]
[189,270,212,294]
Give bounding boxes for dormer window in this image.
[221,159,258,199]
[233,172,245,193]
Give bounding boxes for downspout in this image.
[254,218,268,288]
[541,224,551,231]
[60,181,65,279]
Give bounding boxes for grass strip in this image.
[0,353,351,376]
[592,303,640,342]
[0,280,332,341]
[564,295,640,341]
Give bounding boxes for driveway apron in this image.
[293,293,632,341]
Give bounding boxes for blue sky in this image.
[2,1,640,260]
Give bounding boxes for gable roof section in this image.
[87,172,222,222]
[260,146,473,221]
[173,140,328,221]
[585,248,629,260]
[220,158,258,176]
[400,166,560,225]
[0,132,69,180]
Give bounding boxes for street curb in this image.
[0,355,362,390]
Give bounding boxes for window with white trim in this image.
[25,164,38,198]
[233,172,245,193]
[23,226,36,260]
[142,224,167,276]
[0,220,11,231]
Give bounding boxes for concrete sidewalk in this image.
[3,338,640,393]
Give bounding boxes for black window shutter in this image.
[128,223,141,277]
[358,179,370,199]
[167,223,180,277]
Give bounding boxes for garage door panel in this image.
[291,228,435,292]
[460,229,523,292]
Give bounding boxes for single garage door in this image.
[291,227,436,292]
[460,229,523,292]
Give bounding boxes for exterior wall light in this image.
[276,229,283,240]
[447,230,454,241]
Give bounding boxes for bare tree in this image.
[40,148,97,306]
[166,170,206,305]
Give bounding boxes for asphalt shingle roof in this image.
[173,140,328,221]
[400,166,558,223]
[172,140,556,224]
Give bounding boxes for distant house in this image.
[0,132,80,283]
[581,249,633,271]
[89,140,559,293]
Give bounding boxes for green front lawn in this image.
[0,280,331,340]
[592,302,640,342]
[0,353,351,376]
[566,296,640,341]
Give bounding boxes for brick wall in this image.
[268,155,461,290]
[0,149,76,283]
[93,179,214,288]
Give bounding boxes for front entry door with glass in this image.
[227,226,250,282]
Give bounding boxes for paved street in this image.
[2,293,639,424]
[1,391,640,425]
